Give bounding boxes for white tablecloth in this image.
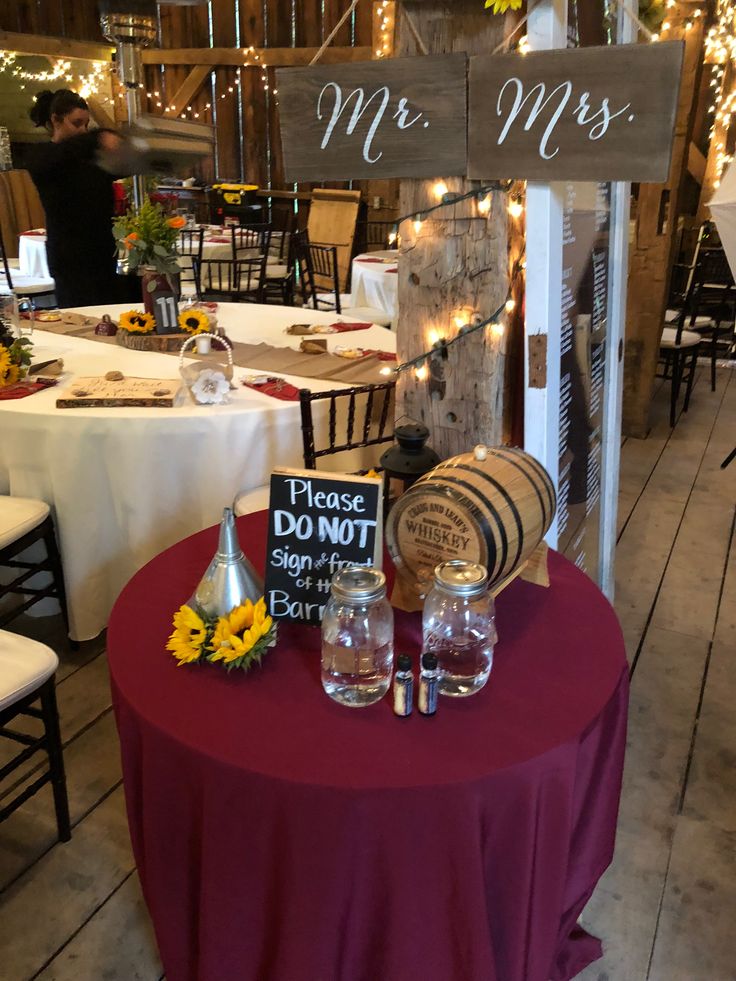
[18,232,49,278]
[350,251,399,319]
[0,303,395,640]
[17,228,233,282]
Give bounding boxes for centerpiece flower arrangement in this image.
[166,508,278,673]
[167,597,277,672]
[118,310,155,334]
[0,321,32,387]
[113,199,185,282]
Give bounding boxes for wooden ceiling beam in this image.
[166,65,211,113]
[141,46,372,66]
[0,30,114,62]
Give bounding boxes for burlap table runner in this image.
[33,315,394,387]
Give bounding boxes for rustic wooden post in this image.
[697,62,732,222]
[394,1,512,459]
[622,15,705,438]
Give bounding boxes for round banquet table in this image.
[108,509,628,981]
[350,250,399,319]
[0,303,394,641]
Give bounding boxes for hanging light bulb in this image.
[477,194,491,216]
[433,181,448,200]
[415,364,428,381]
[505,298,516,313]
[508,198,524,219]
[413,218,423,234]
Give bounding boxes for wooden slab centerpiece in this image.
[56,375,180,408]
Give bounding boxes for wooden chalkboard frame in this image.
[263,468,383,625]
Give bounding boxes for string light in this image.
[388,256,524,380]
[413,218,423,234]
[433,181,448,199]
[477,194,491,215]
[0,51,110,100]
[375,1,395,59]
[508,198,524,219]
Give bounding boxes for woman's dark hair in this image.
[30,89,88,130]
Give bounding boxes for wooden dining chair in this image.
[193,256,268,303]
[178,228,204,296]
[231,225,271,262]
[657,314,701,428]
[293,231,393,327]
[0,630,71,843]
[0,230,55,304]
[0,496,72,641]
[299,382,396,468]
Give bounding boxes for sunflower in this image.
[178,308,210,335]
[167,215,187,229]
[119,310,155,334]
[208,597,276,671]
[166,604,209,666]
[0,345,11,383]
[3,364,20,385]
[484,0,523,11]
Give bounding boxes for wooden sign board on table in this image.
[264,468,383,625]
[468,42,684,183]
[276,54,467,181]
[56,376,180,408]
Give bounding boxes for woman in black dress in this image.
[26,89,127,308]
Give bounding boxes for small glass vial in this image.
[393,653,413,717]
[321,566,394,708]
[418,652,439,716]
[422,561,497,698]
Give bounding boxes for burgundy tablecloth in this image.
[108,510,628,981]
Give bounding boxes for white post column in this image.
[523,0,567,548]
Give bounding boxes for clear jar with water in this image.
[321,566,394,707]
[422,561,497,697]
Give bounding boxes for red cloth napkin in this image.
[206,236,231,244]
[330,322,373,332]
[386,268,398,274]
[20,229,45,237]
[0,379,57,400]
[356,257,386,264]
[242,379,301,401]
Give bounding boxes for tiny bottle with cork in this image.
[418,652,439,716]
[393,653,413,717]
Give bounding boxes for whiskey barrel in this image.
[386,445,556,593]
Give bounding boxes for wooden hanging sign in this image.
[468,41,684,182]
[276,54,467,181]
[276,42,683,184]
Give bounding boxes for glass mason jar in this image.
[422,561,497,697]
[321,566,394,707]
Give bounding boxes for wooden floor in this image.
[0,366,734,981]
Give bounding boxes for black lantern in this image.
[379,422,440,501]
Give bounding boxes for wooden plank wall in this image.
[0,0,380,192]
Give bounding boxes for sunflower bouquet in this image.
[0,321,32,388]
[118,310,155,334]
[177,307,211,335]
[113,199,185,277]
[167,597,278,673]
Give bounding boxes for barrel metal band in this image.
[427,476,508,581]
[502,446,556,518]
[450,464,524,575]
[484,448,549,530]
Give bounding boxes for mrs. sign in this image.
[276,43,683,183]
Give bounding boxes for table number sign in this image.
[264,468,383,624]
[276,55,467,181]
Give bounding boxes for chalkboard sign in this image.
[264,468,383,625]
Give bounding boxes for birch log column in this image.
[395,1,515,459]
